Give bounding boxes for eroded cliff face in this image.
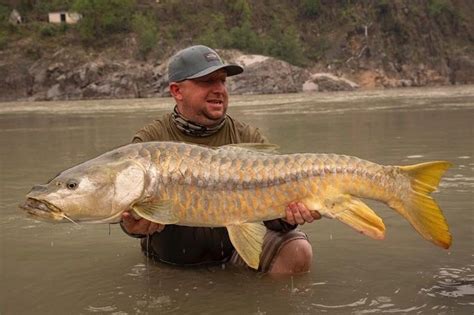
[1,41,471,102]
[0,39,160,101]
[0,43,361,101]
[332,0,474,89]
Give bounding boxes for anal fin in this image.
[227,223,267,270]
[335,198,386,240]
[303,193,385,240]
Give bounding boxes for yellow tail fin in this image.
[399,161,452,249]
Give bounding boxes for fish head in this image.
[20,157,146,223]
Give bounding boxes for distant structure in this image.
[48,12,82,24]
[9,9,22,24]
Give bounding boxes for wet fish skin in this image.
[20,141,452,269]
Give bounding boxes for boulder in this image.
[302,80,318,92]
[9,10,22,25]
[228,58,310,94]
[46,84,61,100]
[305,73,359,92]
[218,52,311,95]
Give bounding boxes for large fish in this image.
[20,141,452,269]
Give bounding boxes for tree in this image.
[131,12,157,59]
[72,0,135,42]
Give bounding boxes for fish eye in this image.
[66,180,78,190]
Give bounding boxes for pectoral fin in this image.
[132,200,178,224]
[303,193,385,240]
[227,223,267,270]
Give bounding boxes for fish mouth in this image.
[19,198,65,221]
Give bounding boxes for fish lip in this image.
[20,197,63,217]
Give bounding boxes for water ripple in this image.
[419,265,474,299]
[440,176,474,189]
[312,297,367,309]
[354,304,427,314]
[126,263,147,277]
[85,305,117,313]
[311,296,430,314]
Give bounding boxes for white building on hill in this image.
[48,12,82,24]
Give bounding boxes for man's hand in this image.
[284,201,321,225]
[121,211,165,235]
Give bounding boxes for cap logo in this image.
[204,52,220,62]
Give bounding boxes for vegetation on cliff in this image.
[2,0,472,64]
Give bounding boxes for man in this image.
[120,45,321,274]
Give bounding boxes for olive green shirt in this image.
[133,113,267,146]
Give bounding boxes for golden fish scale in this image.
[140,142,406,226]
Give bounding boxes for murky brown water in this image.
[1,86,473,314]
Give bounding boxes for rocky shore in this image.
[1,46,473,102]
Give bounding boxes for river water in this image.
[1,86,473,314]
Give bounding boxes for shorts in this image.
[229,229,309,273]
[140,228,309,272]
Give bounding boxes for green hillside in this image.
[2,0,472,65]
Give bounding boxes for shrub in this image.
[72,0,136,43]
[25,45,42,60]
[0,30,7,50]
[131,12,157,58]
[0,4,9,22]
[229,19,261,52]
[34,0,75,15]
[266,20,306,66]
[196,13,233,49]
[307,36,331,61]
[40,24,57,37]
[428,0,451,16]
[300,0,321,18]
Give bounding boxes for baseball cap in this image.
[168,45,244,82]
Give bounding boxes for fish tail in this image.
[397,161,452,249]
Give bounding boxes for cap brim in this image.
[187,64,243,80]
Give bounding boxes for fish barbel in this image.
[20,141,452,269]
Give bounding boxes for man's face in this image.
[171,69,229,127]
